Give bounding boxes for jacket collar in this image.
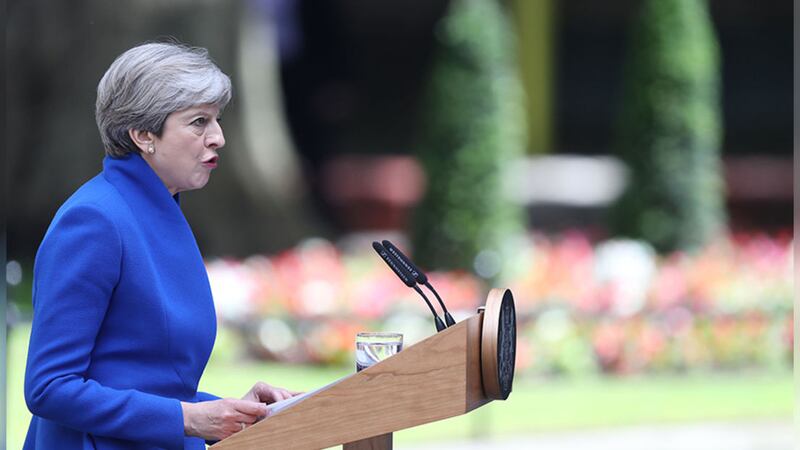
[102,153,183,218]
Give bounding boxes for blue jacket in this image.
[24,154,218,449]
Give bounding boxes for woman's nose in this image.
[206,121,226,149]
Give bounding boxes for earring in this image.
[147,143,155,154]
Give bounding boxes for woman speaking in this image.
[23,41,297,449]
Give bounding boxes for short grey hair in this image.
[96,41,232,157]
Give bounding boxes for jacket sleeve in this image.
[24,204,186,450]
[195,391,220,402]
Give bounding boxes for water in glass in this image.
[355,333,402,372]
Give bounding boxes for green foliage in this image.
[610,0,725,253]
[412,0,526,277]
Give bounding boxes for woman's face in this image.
[141,104,225,195]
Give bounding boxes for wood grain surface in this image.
[213,313,490,449]
[480,288,505,400]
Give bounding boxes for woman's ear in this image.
[128,129,154,154]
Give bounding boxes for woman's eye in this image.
[191,117,207,126]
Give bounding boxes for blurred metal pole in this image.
[510,0,555,155]
[2,0,8,440]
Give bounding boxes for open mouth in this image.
[202,155,219,167]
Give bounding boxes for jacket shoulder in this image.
[56,174,127,220]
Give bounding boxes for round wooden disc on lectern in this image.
[481,288,517,400]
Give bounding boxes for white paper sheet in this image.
[265,374,351,416]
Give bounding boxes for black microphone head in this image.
[372,241,416,288]
[382,240,428,284]
[375,241,445,333]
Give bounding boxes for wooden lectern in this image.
[213,288,517,450]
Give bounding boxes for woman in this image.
[24,41,298,449]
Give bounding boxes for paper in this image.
[266,374,351,416]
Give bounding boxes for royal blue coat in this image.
[24,154,219,449]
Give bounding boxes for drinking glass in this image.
[355,332,403,372]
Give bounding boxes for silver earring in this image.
[147,143,155,154]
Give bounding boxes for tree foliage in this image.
[610,0,725,253]
[412,0,526,277]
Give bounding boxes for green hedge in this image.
[610,0,725,253]
[412,0,526,277]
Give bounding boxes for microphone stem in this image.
[424,282,449,314]
[413,285,439,318]
[424,282,456,327]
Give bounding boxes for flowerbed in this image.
[206,232,793,375]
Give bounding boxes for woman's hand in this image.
[181,398,267,441]
[241,381,303,405]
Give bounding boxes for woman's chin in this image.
[190,175,211,191]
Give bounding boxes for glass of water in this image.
[355,332,403,372]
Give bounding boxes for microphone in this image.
[372,242,446,332]
[382,240,456,327]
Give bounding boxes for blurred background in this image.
[6,0,793,449]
